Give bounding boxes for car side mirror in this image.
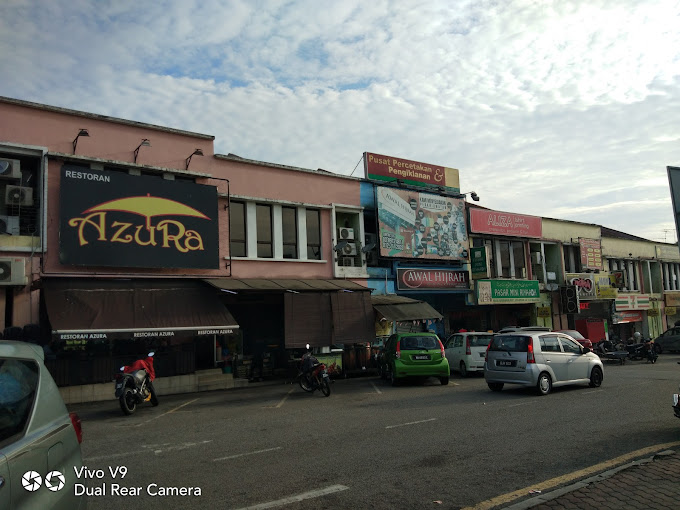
[583,347,591,354]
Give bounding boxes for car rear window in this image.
[488,335,530,352]
[469,334,493,347]
[399,336,439,350]
[0,359,39,443]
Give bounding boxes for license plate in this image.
[115,383,123,388]
[479,352,485,357]
[414,354,430,360]
[497,360,516,367]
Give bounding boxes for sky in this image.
[2,0,680,243]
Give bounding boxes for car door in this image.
[0,453,9,510]
[445,335,462,368]
[538,334,569,382]
[559,335,590,381]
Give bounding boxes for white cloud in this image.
[1,0,680,241]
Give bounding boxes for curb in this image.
[500,450,677,510]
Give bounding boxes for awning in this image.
[204,278,368,292]
[44,279,239,341]
[372,295,443,322]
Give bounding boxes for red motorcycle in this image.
[115,352,159,415]
[298,350,331,397]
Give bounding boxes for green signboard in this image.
[476,279,541,305]
[470,246,490,279]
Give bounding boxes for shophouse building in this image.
[0,96,374,401]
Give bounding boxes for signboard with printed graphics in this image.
[579,238,603,270]
[376,186,468,260]
[566,273,596,301]
[469,208,542,238]
[365,152,460,193]
[595,273,617,299]
[59,165,219,269]
[615,293,651,311]
[476,279,541,305]
[396,268,469,291]
[470,246,490,279]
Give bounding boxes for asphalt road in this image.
[69,354,680,510]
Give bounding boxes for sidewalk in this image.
[503,449,680,510]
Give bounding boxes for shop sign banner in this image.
[537,306,551,318]
[666,306,677,316]
[470,246,490,279]
[365,152,460,193]
[596,277,618,299]
[566,273,596,301]
[469,208,542,238]
[397,267,469,291]
[476,279,541,305]
[615,293,651,311]
[376,186,468,260]
[656,244,680,259]
[665,293,680,307]
[579,238,603,270]
[59,165,219,269]
[647,308,660,317]
[612,311,643,324]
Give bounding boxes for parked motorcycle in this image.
[296,346,331,397]
[115,352,159,415]
[673,362,680,419]
[627,339,658,363]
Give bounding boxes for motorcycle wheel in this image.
[119,388,137,415]
[320,378,331,397]
[299,376,314,392]
[149,382,159,406]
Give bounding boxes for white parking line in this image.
[85,440,212,461]
[386,418,436,429]
[276,389,294,408]
[370,382,382,394]
[134,398,199,427]
[213,446,283,462]
[232,484,349,509]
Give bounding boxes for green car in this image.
[379,332,450,386]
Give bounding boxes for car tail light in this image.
[527,339,535,364]
[466,338,471,355]
[485,342,490,362]
[69,412,83,444]
[396,341,401,359]
[438,339,446,358]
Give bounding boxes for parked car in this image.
[497,326,551,334]
[556,329,593,350]
[0,340,86,510]
[654,327,680,354]
[379,332,450,386]
[484,331,604,395]
[444,332,494,377]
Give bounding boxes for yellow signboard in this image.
[536,307,551,318]
[647,308,659,317]
[666,307,677,316]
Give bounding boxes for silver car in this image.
[0,341,86,510]
[484,332,604,395]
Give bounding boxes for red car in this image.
[556,330,593,350]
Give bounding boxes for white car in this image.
[445,332,494,377]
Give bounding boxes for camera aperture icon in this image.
[21,471,42,492]
[45,471,65,491]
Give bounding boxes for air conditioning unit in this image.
[0,158,21,180]
[338,227,355,240]
[0,215,20,236]
[0,258,27,286]
[341,257,355,267]
[5,185,33,206]
[531,252,543,264]
[341,242,358,256]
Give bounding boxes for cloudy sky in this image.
[2,0,679,242]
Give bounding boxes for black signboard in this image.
[59,165,219,269]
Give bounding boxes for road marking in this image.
[232,484,349,509]
[85,440,212,461]
[581,389,604,395]
[461,440,680,510]
[386,418,436,429]
[507,401,533,407]
[370,382,382,394]
[275,389,294,408]
[134,398,199,427]
[213,446,283,462]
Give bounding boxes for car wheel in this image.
[440,376,449,385]
[654,343,662,354]
[487,382,503,392]
[536,373,552,396]
[390,366,399,387]
[459,361,468,378]
[589,366,603,388]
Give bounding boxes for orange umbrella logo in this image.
[83,194,210,230]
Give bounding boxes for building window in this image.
[282,206,298,259]
[609,259,639,291]
[306,209,321,260]
[563,245,582,273]
[229,201,246,257]
[499,241,511,277]
[474,237,525,278]
[513,241,526,277]
[256,204,273,258]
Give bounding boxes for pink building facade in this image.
[0,96,373,386]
